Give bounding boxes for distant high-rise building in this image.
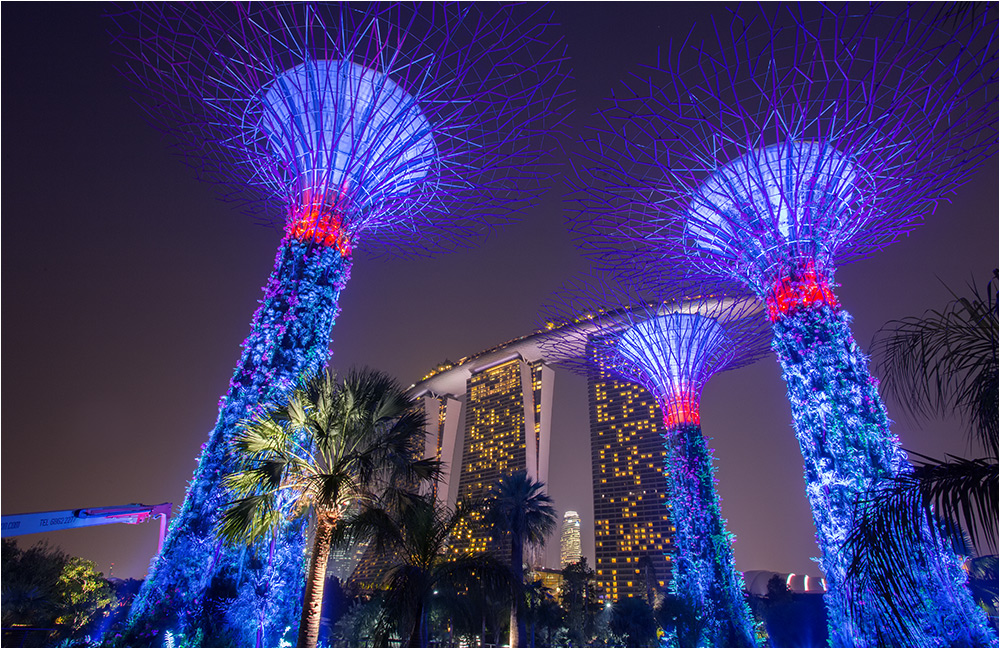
[559,511,582,567]
[328,541,369,583]
[589,357,673,601]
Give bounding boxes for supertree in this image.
[109,3,568,645]
[567,4,997,647]
[540,275,770,647]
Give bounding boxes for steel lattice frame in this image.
[540,275,770,647]
[109,3,569,645]
[567,4,996,647]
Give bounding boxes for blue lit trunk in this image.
[663,422,756,648]
[124,236,352,647]
[770,304,994,647]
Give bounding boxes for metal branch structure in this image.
[109,3,569,645]
[568,4,996,646]
[540,275,770,647]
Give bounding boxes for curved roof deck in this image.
[407,315,607,398]
[408,293,761,398]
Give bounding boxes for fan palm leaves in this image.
[349,493,513,647]
[843,271,999,641]
[484,471,558,648]
[218,367,436,648]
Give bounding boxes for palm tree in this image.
[843,271,998,638]
[533,591,564,647]
[874,270,997,460]
[484,471,558,648]
[521,578,556,647]
[217,367,436,648]
[350,493,514,647]
[561,558,600,646]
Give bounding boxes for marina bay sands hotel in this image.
[405,322,673,601]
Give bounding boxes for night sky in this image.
[3,3,996,582]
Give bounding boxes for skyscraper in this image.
[451,356,553,555]
[559,511,582,567]
[399,324,674,586]
[589,362,672,601]
[415,392,464,508]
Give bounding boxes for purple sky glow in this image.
[3,2,996,581]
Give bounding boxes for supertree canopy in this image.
[568,4,996,647]
[541,275,770,647]
[109,3,568,645]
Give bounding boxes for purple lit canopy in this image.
[564,5,997,646]
[113,2,571,256]
[539,276,771,427]
[256,58,437,225]
[570,4,997,298]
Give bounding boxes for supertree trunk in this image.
[770,303,993,648]
[664,422,755,648]
[125,236,351,646]
[112,4,568,642]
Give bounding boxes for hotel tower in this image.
[349,325,672,597]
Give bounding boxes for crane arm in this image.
[1,503,172,552]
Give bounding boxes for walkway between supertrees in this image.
[540,275,771,647]
[109,4,569,646]
[567,4,996,647]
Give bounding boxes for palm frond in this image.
[872,270,998,456]
[845,455,998,571]
[910,452,998,552]
[223,460,286,495]
[966,555,999,621]
[485,471,558,549]
[842,454,999,643]
[233,417,289,454]
[846,271,1000,643]
[338,504,405,557]
[217,494,282,546]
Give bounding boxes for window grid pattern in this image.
[590,367,673,601]
[451,359,528,556]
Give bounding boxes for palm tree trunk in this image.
[509,535,524,648]
[297,509,337,648]
[407,598,424,648]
